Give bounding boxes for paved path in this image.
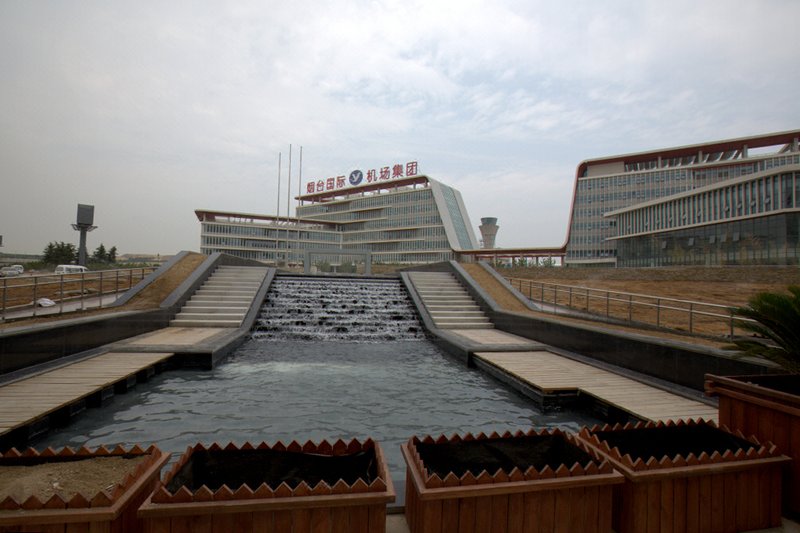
[121,327,235,348]
[446,328,545,349]
[475,350,718,423]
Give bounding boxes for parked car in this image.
[54,265,89,274]
[0,265,23,277]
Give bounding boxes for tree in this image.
[42,241,77,265]
[107,246,117,263]
[729,286,800,374]
[93,243,107,262]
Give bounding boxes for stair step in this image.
[169,319,242,327]
[174,312,245,320]
[195,289,256,296]
[426,304,482,310]
[179,306,249,313]
[434,323,494,329]
[430,312,487,318]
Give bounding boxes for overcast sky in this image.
[1,1,798,256]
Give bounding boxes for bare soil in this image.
[122,253,206,309]
[500,265,800,307]
[0,455,147,503]
[461,263,783,348]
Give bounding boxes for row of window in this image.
[363,239,450,252]
[201,223,340,242]
[566,249,616,259]
[617,213,800,267]
[372,251,454,264]
[342,226,445,243]
[298,187,433,216]
[618,171,800,236]
[341,215,444,233]
[568,153,799,262]
[201,237,344,251]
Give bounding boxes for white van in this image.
[0,266,21,277]
[54,265,89,274]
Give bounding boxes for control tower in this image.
[479,217,499,249]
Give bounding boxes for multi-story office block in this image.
[196,175,479,265]
[566,130,800,267]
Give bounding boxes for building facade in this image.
[196,174,479,265]
[565,130,800,267]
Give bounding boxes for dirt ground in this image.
[0,253,206,330]
[0,455,147,503]
[121,253,206,309]
[462,263,800,348]
[499,265,800,307]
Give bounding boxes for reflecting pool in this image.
[37,339,600,496]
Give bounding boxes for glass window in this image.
[783,173,794,208]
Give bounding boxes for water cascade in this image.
[251,276,426,342]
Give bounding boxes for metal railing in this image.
[505,277,748,338]
[0,267,156,322]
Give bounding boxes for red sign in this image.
[304,161,419,195]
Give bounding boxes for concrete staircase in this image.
[408,271,493,329]
[170,266,268,328]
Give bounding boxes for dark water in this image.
[36,339,599,494]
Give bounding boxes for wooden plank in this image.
[489,495,507,533]
[290,508,311,533]
[0,352,173,438]
[474,351,718,423]
[646,480,660,533]
[672,477,687,533]
[710,474,724,533]
[311,508,330,533]
[506,492,524,533]
[582,486,599,533]
[522,492,541,533]
[252,511,274,533]
[659,479,673,533]
[440,497,460,533]
[330,506,349,533]
[538,490,555,533]
[457,495,476,533]
[474,496,492,533]
[685,476,700,533]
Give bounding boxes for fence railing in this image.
[505,277,749,339]
[0,268,156,322]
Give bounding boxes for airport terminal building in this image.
[196,173,479,266]
[565,130,800,267]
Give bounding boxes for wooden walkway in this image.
[475,351,718,423]
[0,351,173,439]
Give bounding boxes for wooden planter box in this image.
[401,429,624,533]
[706,372,800,514]
[138,439,395,533]
[0,444,168,533]
[577,419,789,533]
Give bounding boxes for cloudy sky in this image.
[1,1,798,255]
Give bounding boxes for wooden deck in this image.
[475,351,718,423]
[0,351,173,439]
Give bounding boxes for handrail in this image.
[505,277,750,339]
[0,267,156,322]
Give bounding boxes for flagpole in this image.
[276,152,281,266]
